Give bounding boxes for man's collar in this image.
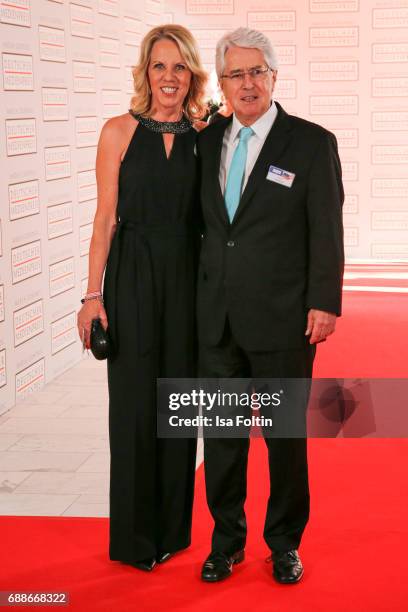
[230,100,277,141]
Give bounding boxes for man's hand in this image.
[305,309,337,344]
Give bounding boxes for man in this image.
[196,27,344,584]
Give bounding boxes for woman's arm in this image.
[86,117,124,292]
[77,114,133,347]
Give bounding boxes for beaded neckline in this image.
[129,109,192,134]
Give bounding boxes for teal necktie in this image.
[224,126,254,222]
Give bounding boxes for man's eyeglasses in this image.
[220,66,274,83]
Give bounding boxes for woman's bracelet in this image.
[81,291,103,304]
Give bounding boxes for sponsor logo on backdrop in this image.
[15,357,45,400]
[51,311,77,355]
[2,53,33,90]
[38,25,66,62]
[0,0,30,27]
[11,240,42,284]
[49,257,75,297]
[70,3,94,39]
[13,299,44,347]
[9,180,40,221]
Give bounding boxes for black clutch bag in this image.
[90,317,113,360]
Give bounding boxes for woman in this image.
[77,24,207,571]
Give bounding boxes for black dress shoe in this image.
[128,557,156,572]
[270,550,303,584]
[201,549,245,582]
[156,552,174,564]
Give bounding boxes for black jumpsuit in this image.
[102,113,199,563]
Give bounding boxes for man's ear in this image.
[270,70,278,93]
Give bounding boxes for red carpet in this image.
[315,292,408,377]
[1,292,408,611]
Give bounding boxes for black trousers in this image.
[199,317,316,554]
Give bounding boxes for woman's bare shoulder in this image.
[98,113,138,157]
[101,113,137,139]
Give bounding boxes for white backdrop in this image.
[1,0,407,413]
[165,0,408,261]
[0,0,164,414]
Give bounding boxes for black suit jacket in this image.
[196,101,344,351]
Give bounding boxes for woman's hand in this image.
[77,299,108,350]
[193,120,208,132]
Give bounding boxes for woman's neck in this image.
[149,104,183,122]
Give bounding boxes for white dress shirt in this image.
[219,100,278,195]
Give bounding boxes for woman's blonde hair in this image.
[130,24,208,120]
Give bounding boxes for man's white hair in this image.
[215,27,278,78]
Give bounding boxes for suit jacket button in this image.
[227,240,235,247]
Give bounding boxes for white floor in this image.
[0,354,203,517]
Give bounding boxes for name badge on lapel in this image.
[266,165,295,188]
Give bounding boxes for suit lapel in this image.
[210,116,232,225]
[232,102,293,226]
